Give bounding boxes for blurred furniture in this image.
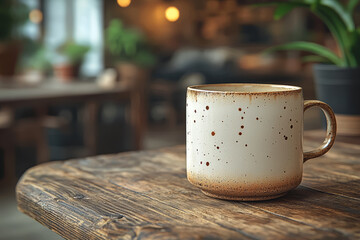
[0,81,145,186]
[0,107,49,185]
[149,80,178,127]
[16,130,360,239]
[153,48,303,85]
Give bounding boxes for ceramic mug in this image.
[186,84,336,201]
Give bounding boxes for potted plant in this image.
[105,19,156,89]
[260,0,360,136]
[0,0,29,77]
[20,39,51,83]
[53,41,90,82]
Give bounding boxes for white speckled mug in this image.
[186,84,336,201]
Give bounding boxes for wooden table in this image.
[16,131,360,239]
[0,81,146,185]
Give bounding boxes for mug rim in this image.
[187,83,302,94]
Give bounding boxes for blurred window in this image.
[44,0,103,77]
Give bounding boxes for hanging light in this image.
[29,9,43,24]
[165,6,180,22]
[117,0,131,8]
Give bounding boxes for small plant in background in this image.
[106,19,156,68]
[259,0,360,67]
[57,42,91,65]
[53,42,91,81]
[20,39,51,72]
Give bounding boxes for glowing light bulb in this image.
[29,9,43,24]
[117,0,131,8]
[165,6,180,22]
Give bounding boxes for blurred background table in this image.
[16,130,360,239]
[0,81,146,186]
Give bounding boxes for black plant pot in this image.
[313,64,360,135]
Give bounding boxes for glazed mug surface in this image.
[186,84,336,201]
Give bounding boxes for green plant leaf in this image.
[302,55,331,63]
[347,0,360,13]
[61,43,91,64]
[266,41,343,66]
[274,3,298,20]
[254,0,359,67]
[105,19,155,67]
[348,29,360,65]
[316,6,358,66]
[304,0,355,31]
[256,0,354,31]
[315,7,349,65]
[310,0,321,12]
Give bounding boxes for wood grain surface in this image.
[16,131,360,239]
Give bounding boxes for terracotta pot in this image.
[53,64,75,82]
[313,64,360,136]
[0,41,21,77]
[116,62,148,89]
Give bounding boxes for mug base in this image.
[201,189,288,201]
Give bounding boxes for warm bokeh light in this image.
[117,0,131,8]
[29,9,43,24]
[165,6,180,22]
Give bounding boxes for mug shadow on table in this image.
[249,179,360,205]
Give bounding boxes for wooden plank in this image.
[16,139,360,240]
[16,163,348,240]
[300,136,360,199]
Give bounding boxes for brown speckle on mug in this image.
[211,131,215,136]
[206,106,209,110]
[206,162,210,166]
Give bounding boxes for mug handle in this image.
[303,100,337,162]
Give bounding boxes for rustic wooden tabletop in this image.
[16,131,360,239]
